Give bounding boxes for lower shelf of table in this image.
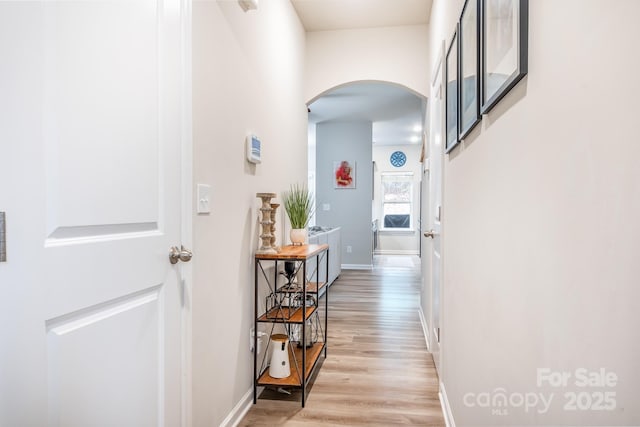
[257,305,316,323]
[257,342,325,387]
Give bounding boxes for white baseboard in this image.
[220,388,253,427]
[439,382,456,427]
[373,249,419,255]
[341,264,373,270]
[418,306,431,352]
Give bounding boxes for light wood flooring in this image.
[239,255,445,426]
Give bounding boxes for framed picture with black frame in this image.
[480,0,528,114]
[458,0,481,140]
[445,26,459,153]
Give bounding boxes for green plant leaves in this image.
[282,183,314,229]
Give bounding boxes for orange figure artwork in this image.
[334,160,355,189]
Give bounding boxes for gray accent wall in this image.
[316,121,373,267]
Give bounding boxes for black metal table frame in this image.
[253,246,329,408]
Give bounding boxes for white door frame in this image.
[425,40,446,374]
[180,0,194,424]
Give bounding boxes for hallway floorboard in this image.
[239,256,445,426]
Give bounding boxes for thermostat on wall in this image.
[246,135,261,164]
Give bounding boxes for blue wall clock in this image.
[390,151,406,167]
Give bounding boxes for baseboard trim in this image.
[341,264,373,270]
[374,249,419,255]
[439,382,456,427]
[418,306,431,352]
[220,388,253,427]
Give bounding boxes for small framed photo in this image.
[481,0,528,114]
[445,26,459,153]
[334,160,356,189]
[458,0,481,140]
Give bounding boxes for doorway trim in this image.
[180,0,194,425]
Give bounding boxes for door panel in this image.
[46,288,161,426]
[43,1,160,236]
[0,1,187,425]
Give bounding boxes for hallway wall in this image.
[305,25,430,102]
[429,0,640,425]
[192,1,307,425]
[316,121,373,267]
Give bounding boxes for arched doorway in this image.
[307,80,427,268]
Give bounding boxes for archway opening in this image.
[307,81,428,270]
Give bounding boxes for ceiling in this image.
[308,82,425,146]
[290,0,433,32]
[292,1,431,146]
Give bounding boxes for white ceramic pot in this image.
[268,334,291,379]
[290,228,306,246]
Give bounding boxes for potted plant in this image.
[282,183,314,245]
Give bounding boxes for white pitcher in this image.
[268,334,291,379]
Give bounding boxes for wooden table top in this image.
[255,244,329,260]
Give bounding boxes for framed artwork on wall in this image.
[458,0,481,140]
[445,26,459,153]
[334,160,356,189]
[480,0,528,114]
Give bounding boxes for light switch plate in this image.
[322,203,331,211]
[197,184,212,214]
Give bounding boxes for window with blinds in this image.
[381,172,413,229]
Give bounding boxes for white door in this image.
[424,42,446,374]
[0,1,190,426]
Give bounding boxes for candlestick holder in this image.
[256,193,277,254]
[270,203,280,252]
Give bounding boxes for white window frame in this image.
[380,172,414,231]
